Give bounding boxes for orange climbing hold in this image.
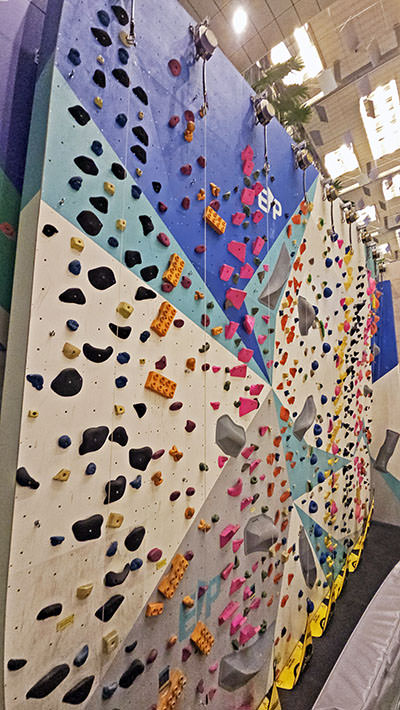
[151,301,177,336]
[203,205,226,235]
[145,371,177,399]
[190,621,214,654]
[280,406,290,422]
[292,214,301,225]
[163,253,185,287]
[158,553,189,599]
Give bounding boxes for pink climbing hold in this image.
[239,263,254,279]
[241,187,255,206]
[225,321,239,339]
[232,212,246,226]
[239,397,258,416]
[227,478,243,497]
[261,314,270,323]
[240,497,252,511]
[230,614,246,635]
[232,538,243,553]
[218,456,228,468]
[220,524,240,548]
[212,366,221,373]
[337,238,344,248]
[220,264,235,281]
[158,201,168,212]
[226,287,247,309]
[210,199,220,211]
[251,561,259,573]
[252,209,264,224]
[230,364,247,377]
[241,446,255,459]
[258,335,267,344]
[157,232,170,246]
[332,442,339,454]
[228,240,246,262]
[218,601,239,624]
[242,159,255,176]
[229,576,246,594]
[249,459,261,473]
[238,347,254,363]
[243,315,255,335]
[243,585,253,600]
[208,689,217,701]
[253,181,264,196]
[210,401,220,410]
[249,596,261,610]
[239,624,258,645]
[249,384,264,395]
[209,663,218,673]
[259,426,269,436]
[241,145,254,161]
[252,236,265,255]
[221,562,234,580]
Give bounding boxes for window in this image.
[324,143,359,179]
[360,80,400,160]
[270,25,323,85]
[356,205,377,226]
[382,172,400,201]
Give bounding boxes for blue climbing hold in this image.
[322,343,331,353]
[66,319,79,331]
[118,48,129,64]
[68,48,81,65]
[85,463,96,475]
[130,558,143,571]
[117,352,130,364]
[314,424,322,435]
[116,113,128,127]
[97,9,110,26]
[319,552,327,563]
[311,360,319,370]
[323,286,332,298]
[314,524,323,537]
[27,374,44,390]
[130,475,142,489]
[325,257,333,267]
[91,140,103,156]
[315,437,322,447]
[68,259,81,275]
[108,236,119,248]
[115,376,128,388]
[106,541,118,557]
[306,598,314,613]
[310,453,318,465]
[321,394,327,404]
[317,471,325,483]
[69,176,82,191]
[298,589,304,598]
[330,232,338,242]
[50,536,65,546]
[140,331,150,342]
[58,435,71,449]
[131,185,142,199]
[309,500,318,513]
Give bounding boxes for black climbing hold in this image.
[118,47,129,64]
[152,181,161,193]
[73,645,89,668]
[116,113,127,127]
[93,69,106,87]
[79,426,109,455]
[68,105,91,126]
[7,659,27,671]
[92,143,103,159]
[89,196,108,213]
[95,594,124,622]
[16,467,40,489]
[68,48,81,65]
[91,27,112,46]
[109,426,128,446]
[112,68,130,87]
[42,224,58,237]
[104,563,130,587]
[132,86,148,105]
[27,373,44,390]
[97,9,110,26]
[111,162,127,180]
[111,4,129,24]
[130,145,147,163]
[77,210,103,236]
[140,265,158,282]
[37,603,62,621]
[129,447,153,471]
[132,126,149,146]
[131,185,142,199]
[119,659,145,688]
[135,286,156,300]
[125,641,137,653]
[133,403,147,418]
[104,475,126,504]
[59,288,86,305]
[72,514,104,542]
[88,266,116,290]
[62,676,95,704]
[124,526,145,551]
[51,369,83,397]
[74,156,98,176]
[139,215,153,235]
[82,343,113,363]
[125,250,142,267]
[109,323,132,339]
[26,665,70,699]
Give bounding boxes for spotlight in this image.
[232,7,248,34]
[253,95,275,126]
[191,19,218,61]
[293,142,314,170]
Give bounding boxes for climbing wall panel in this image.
[0,0,379,708]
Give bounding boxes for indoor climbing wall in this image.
[0,0,379,708]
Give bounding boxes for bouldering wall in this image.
[0,0,381,708]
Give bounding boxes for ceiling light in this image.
[270,42,291,64]
[382,173,400,201]
[324,143,359,179]
[270,27,323,85]
[360,80,400,160]
[232,7,248,34]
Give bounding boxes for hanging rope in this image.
[201,59,208,115]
